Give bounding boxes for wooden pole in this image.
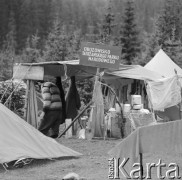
[174,69,182,120]
[24,80,30,121]
[140,153,143,180]
[58,100,93,138]
[94,68,104,138]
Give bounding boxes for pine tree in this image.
[145,27,161,64]
[0,10,17,80]
[155,0,182,48]
[152,0,182,67]
[22,32,41,63]
[101,0,115,44]
[43,19,69,61]
[120,0,141,65]
[84,0,100,43]
[163,26,182,67]
[67,30,82,60]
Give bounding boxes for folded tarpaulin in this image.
[108,119,182,174]
[0,103,82,164]
[146,76,181,110]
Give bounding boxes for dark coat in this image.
[65,76,81,119]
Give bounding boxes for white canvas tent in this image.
[0,103,81,164]
[145,49,182,77]
[145,49,182,121]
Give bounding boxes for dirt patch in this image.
[1,137,181,180]
[0,137,121,180]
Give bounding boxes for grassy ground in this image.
[0,137,182,180]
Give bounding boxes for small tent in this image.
[145,49,182,121]
[0,103,81,164]
[144,49,182,77]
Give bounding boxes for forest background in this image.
[0,0,182,116]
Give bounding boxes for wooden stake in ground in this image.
[140,153,143,180]
[58,100,93,138]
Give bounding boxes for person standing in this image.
[38,79,63,138]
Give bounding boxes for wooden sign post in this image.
[79,42,121,139]
[79,42,121,69]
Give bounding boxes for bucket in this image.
[131,95,142,106]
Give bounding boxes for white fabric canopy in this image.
[146,76,181,110]
[145,49,182,77]
[103,64,163,81]
[0,103,81,164]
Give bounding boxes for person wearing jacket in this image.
[38,80,62,138]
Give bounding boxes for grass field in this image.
[0,137,182,180]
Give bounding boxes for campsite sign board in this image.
[79,42,121,69]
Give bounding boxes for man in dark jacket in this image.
[38,79,62,138]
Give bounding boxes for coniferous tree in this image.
[101,0,115,44]
[163,26,182,67]
[0,10,17,80]
[120,0,141,65]
[22,32,41,63]
[67,30,82,60]
[152,0,182,67]
[155,0,182,47]
[43,19,69,61]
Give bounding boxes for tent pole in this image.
[94,68,104,138]
[24,80,30,121]
[58,100,93,138]
[140,153,143,180]
[180,89,182,120]
[174,70,182,120]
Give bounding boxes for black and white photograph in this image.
[0,0,182,179]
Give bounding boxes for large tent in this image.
[145,49,182,77]
[0,103,81,165]
[12,60,163,138]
